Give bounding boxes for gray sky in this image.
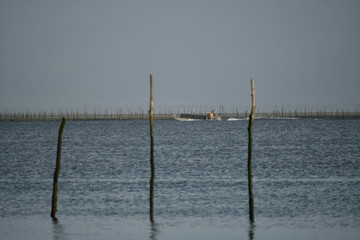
[1,0,359,113]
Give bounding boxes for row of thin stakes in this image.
[50,75,256,223]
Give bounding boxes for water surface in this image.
[1,119,359,239]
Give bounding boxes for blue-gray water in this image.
[1,119,359,239]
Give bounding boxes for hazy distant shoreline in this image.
[1,110,359,121]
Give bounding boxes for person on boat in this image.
[209,112,213,120]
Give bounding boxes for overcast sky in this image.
[1,0,359,113]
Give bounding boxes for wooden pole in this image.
[51,117,67,219]
[149,74,155,222]
[247,79,256,223]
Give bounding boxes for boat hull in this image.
[173,113,221,121]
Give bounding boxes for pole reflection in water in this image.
[248,222,255,240]
[52,219,65,240]
[149,221,158,240]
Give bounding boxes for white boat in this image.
[227,118,247,121]
[173,116,203,121]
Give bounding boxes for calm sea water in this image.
[0,119,359,239]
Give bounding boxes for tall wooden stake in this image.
[51,117,67,219]
[149,74,155,222]
[247,79,256,223]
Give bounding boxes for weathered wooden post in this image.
[51,117,67,220]
[149,74,155,222]
[247,79,256,223]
